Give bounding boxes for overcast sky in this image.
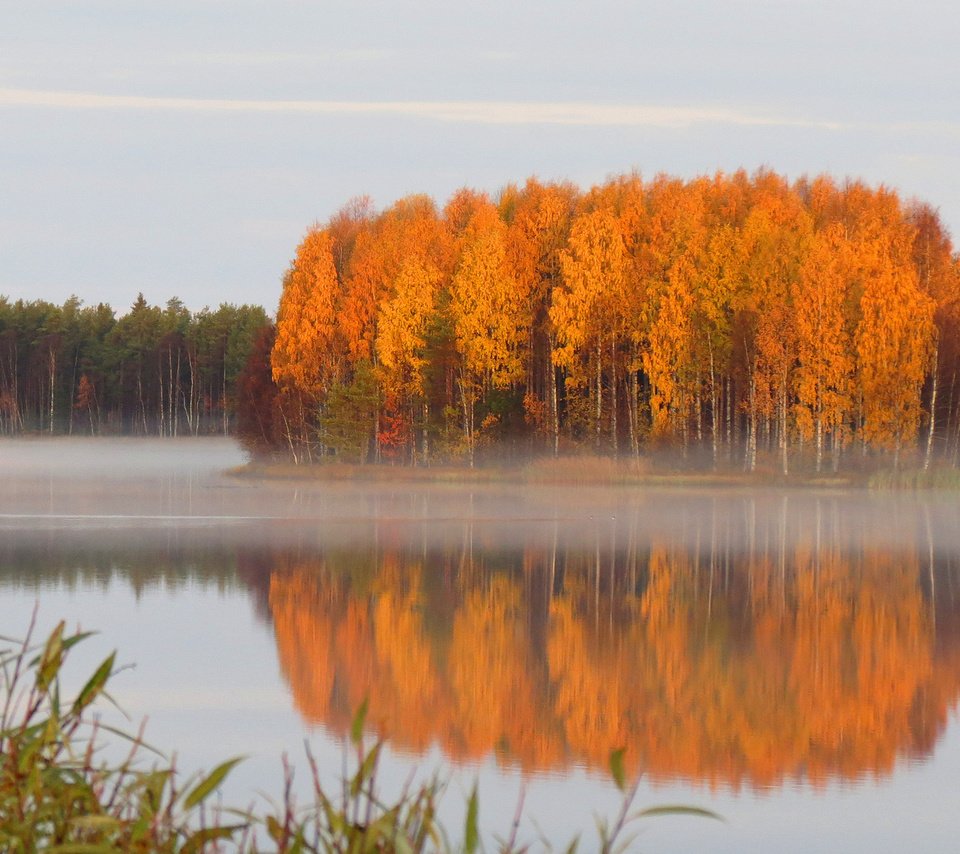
[2,0,957,315]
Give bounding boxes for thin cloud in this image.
[0,87,847,129]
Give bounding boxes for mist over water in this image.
[3,437,960,852]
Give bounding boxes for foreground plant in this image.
[0,615,245,851]
[1,618,718,852]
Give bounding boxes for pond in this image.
[2,437,959,851]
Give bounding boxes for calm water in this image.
[2,437,960,852]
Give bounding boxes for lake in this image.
[2,437,959,851]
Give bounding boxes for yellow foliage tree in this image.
[553,207,626,449]
[793,223,855,471]
[641,177,706,442]
[449,201,528,462]
[854,200,936,461]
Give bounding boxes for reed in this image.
[1,617,718,852]
[867,466,960,490]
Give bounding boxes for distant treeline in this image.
[238,169,960,472]
[0,294,269,436]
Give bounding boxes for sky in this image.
[1,0,958,316]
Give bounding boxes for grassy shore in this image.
[228,453,960,491]
[229,456,863,490]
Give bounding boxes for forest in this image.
[244,169,960,473]
[0,294,269,436]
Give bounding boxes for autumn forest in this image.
[4,169,959,475]
[246,169,960,473]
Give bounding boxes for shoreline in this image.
[228,458,865,490]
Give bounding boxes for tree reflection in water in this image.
[4,490,959,793]
[266,497,960,791]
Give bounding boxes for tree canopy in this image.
[250,170,959,471]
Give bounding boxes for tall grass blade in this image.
[47,845,121,854]
[182,756,244,809]
[349,741,381,797]
[181,824,247,854]
[630,804,723,821]
[35,621,64,691]
[608,748,626,792]
[464,783,479,854]
[351,696,369,745]
[71,652,115,715]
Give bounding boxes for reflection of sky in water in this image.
[2,438,960,852]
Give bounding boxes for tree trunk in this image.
[551,363,560,458]
[924,344,939,471]
[746,375,757,472]
[175,346,182,436]
[859,389,866,458]
[695,378,702,446]
[595,340,602,452]
[832,423,842,473]
[944,369,956,465]
[815,411,823,474]
[459,370,474,468]
[709,341,718,469]
[469,392,475,468]
[68,347,79,436]
[222,350,229,436]
[93,381,101,436]
[280,406,299,464]
[549,334,560,458]
[422,400,430,467]
[47,347,56,435]
[157,358,165,437]
[681,388,688,459]
[185,351,196,434]
[725,376,733,463]
[780,375,789,477]
[610,334,617,458]
[137,369,147,435]
[167,348,173,437]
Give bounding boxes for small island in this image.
[236,170,960,481]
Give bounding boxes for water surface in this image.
[2,438,959,851]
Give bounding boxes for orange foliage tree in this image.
[252,170,959,470]
[852,192,936,462]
